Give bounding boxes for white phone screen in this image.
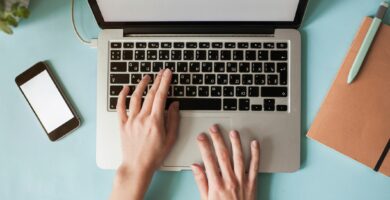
[20,70,74,133]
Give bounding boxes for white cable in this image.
[71,0,97,48]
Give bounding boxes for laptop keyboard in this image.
[108,40,289,112]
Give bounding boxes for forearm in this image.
[110,165,154,200]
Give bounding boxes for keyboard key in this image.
[264,43,274,49]
[186,86,197,96]
[258,50,269,60]
[251,42,262,48]
[238,42,249,48]
[110,74,129,84]
[174,42,185,48]
[225,62,237,72]
[180,74,191,84]
[251,62,262,72]
[233,50,244,60]
[217,74,228,84]
[271,51,288,60]
[192,74,203,84]
[277,105,288,111]
[223,99,237,110]
[248,87,259,97]
[171,74,179,84]
[110,86,123,96]
[277,62,288,85]
[166,98,221,110]
[267,74,278,85]
[251,104,262,111]
[111,62,127,72]
[225,42,236,48]
[205,74,216,84]
[142,87,148,96]
[199,42,210,48]
[202,62,213,72]
[131,74,142,84]
[164,62,176,72]
[135,50,145,60]
[186,42,197,48]
[177,62,188,72]
[214,62,225,72]
[124,42,134,48]
[111,50,121,60]
[110,97,118,109]
[147,50,157,60]
[161,42,172,48]
[148,42,159,48]
[264,99,275,111]
[111,42,121,48]
[255,74,266,85]
[208,50,219,60]
[277,43,288,49]
[140,62,151,72]
[184,50,194,60]
[264,62,275,72]
[239,62,250,72]
[171,50,182,60]
[167,86,173,96]
[221,50,231,60]
[152,62,163,72]
[159,50,170,60]
[261,87,288,97]
[173,86,185,96]
[123,50,133,60]
[229,74,241,85]
[239,99,250,111]
[198,86,209,97]
[212,42,223,48]
[190,62,201,72]
[242,74,253,85]
[196,50,207,60]
[236,87,247,97]
[245,50,256,60]
[211,86,222,96]
[129,62,139,72]
[136,42,147,48]
[223,86,234,96]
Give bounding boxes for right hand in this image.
[191,124,260,200]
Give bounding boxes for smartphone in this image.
[15,62,81,141]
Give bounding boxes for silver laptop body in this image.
[90,0,308,172]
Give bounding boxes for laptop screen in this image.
[96,0,300,22]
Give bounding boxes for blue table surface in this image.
[1,0,390,199]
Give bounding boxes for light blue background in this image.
[1,0,389,199]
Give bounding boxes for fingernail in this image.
[230,130,239,138]
[251,140,259,148]
[191,164,199,174]
[165,68,172,75]
[197,133,207,141]
[209,124,219,133]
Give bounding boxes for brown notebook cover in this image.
[307,17,390,176]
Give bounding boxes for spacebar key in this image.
[166,98,221,110]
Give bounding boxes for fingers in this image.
[191,164,208,200]
[208,124,235,182]
[152,69,172,115]
[129,75,150,117]
[229,130,245,182]
[248,140,260,187]
[116,85,129,124]
[197,133,221,185]
[140,70,163,115]
[164,101,180,152]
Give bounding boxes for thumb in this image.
[191,164,208,200]
[165,101,180,150]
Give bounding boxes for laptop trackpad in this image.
[163,116,232,168]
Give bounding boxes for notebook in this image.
[307,17,390,177]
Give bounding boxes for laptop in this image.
[89,0,308,172]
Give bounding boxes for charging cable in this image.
[71,0,97,48]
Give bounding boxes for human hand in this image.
[111,69,180,200]
[191,125,260,200]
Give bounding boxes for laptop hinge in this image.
[123,25,275,36]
